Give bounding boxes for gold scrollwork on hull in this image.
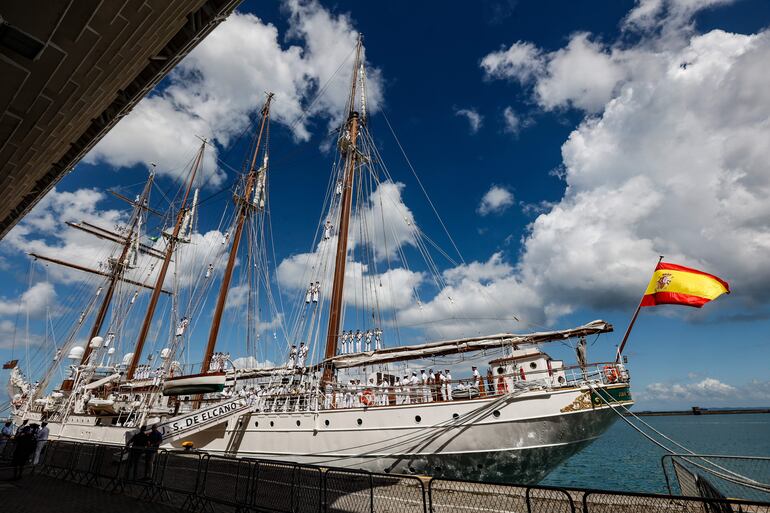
[560,391,594,413]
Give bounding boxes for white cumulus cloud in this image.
[464,2,770,323]
[84,0,384,186]
[478,185,515,216]
[454,107,484,134]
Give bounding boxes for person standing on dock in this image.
[126,426,149,481]
[147,425,162,479]
[0,421,11,454]
[33,421,49,465]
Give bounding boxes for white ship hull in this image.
[25,383,631,483]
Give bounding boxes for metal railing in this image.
[662,453,770,503]
[4,440,768,513]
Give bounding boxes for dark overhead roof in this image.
[0,0,241,240]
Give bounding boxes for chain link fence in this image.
[3,440,769,513]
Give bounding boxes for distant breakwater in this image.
[629,407,770,417]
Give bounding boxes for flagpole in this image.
[615,255,664,363]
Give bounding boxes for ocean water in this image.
[540,413,770,493]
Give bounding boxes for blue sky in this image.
[1,0,769,410]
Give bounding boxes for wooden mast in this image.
[200,93,273,374]
[79,169,156,366]
[127,142,205,380]
[322,36,364,383]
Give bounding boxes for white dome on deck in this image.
[67,346,85,360]
[89,336,104,348]
[121,352,135,366]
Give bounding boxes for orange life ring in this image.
[361,388,375,407]
[603,365,619,383]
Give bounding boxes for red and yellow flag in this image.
[641,262,729,308]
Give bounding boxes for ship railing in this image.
[26,440,770,513]
[172,363,630,414]
[662,453,770,503]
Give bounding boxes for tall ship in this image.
[4,36,632,483]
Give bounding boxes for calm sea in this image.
[540,413,770,492]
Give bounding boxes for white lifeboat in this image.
[87,397,116,414]
[162,372,226,396]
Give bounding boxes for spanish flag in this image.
[641,262,729,308]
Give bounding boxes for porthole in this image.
[296,420,301,427]
[558,376,565,384]
[529,362,537,369]
[254,421,259,428]
[492,410,501,418]
[497,367,505,375]
[324,419,330,427]
[270,421,274,427]
[452,413,459,420]
[415,415,422,423]
[357,418,363,426]
[408,466,416,473]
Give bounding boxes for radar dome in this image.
[67,346,85,360]
[89,336,104,348]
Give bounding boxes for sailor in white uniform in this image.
[365,330,373,352]
[175,316,190,337]
[379,378,389,406]
[335,180,343,195]
[408,372,419,404]
[297,342,308,369]
[354,330,363,353]
[205,263,213,278]
[312,281,320,303]
[287,345,297,369]
[420,370,430,403]
[374,328,382,350]
[305,282,313,304]
[323,220,333,240]
[324,382,334,409]
[444,369,453,401]
[439,370,448,401]
[354,380,363,407]
[472,366,481,388]
[394,377,402,405]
